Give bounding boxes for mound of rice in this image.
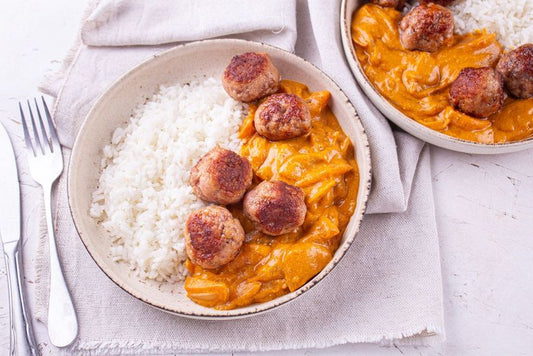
[90,77,245,283]
[449,0,533,49]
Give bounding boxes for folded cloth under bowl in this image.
[33,0,444,354]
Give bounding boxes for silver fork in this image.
[19,97,78,347]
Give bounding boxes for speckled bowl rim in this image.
[68,38,372,319]
[340,0,533,154]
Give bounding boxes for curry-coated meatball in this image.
[243,180,306,236]
[370,0,406,9]
[419,0,455,6]
[222,52,280,102]
[399,3,454,52]
[254,93,312,141]
[496,44,533,99]
[185,205,245,269]
[449,67,505,118]
[190,146,253,205]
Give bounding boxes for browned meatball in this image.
[243,180,306,236]
[449,67,505,118]
[254,93,312,141]
[185,205,245,269]
[419,0,455,6]
[190,146,253,205]
[222,52,280,102]
[399,3,454,52]
[370,0,406,9]
[496,44,533,99]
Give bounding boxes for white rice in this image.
[449,0,533,49]
[90,77,245,283]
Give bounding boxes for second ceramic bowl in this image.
[340,0,533,154]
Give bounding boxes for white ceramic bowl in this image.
[340,0,533,154]
[68,39,372,319]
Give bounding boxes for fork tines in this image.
[19,97,60,157]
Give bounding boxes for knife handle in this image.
[3,241,39,356]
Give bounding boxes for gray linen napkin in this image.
[35,0,444,354]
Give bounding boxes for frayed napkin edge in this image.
[38,0,100,99]
[48,325,444,355]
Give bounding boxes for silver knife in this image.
[0,122,39,356]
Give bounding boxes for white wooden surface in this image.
[1,1,532,355]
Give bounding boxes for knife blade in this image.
[0,121,38,356]
[0,122,21,244]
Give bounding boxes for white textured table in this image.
[1,1,532,355]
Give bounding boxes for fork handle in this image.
[43,185,78,347]
[3,241,39,356]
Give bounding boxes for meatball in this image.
[254,93,312,141]
[222,52,280,102]
[496,43,533,99]
[399,3,454,52]
[185,205,245,269]
[419,0,455,6]
[243,180,306,236]
[190,146,253,205]
[449,67,505,118]
[370,0,406,9]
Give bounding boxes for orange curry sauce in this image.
[184,80,360,309]
[352,4,533,143]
